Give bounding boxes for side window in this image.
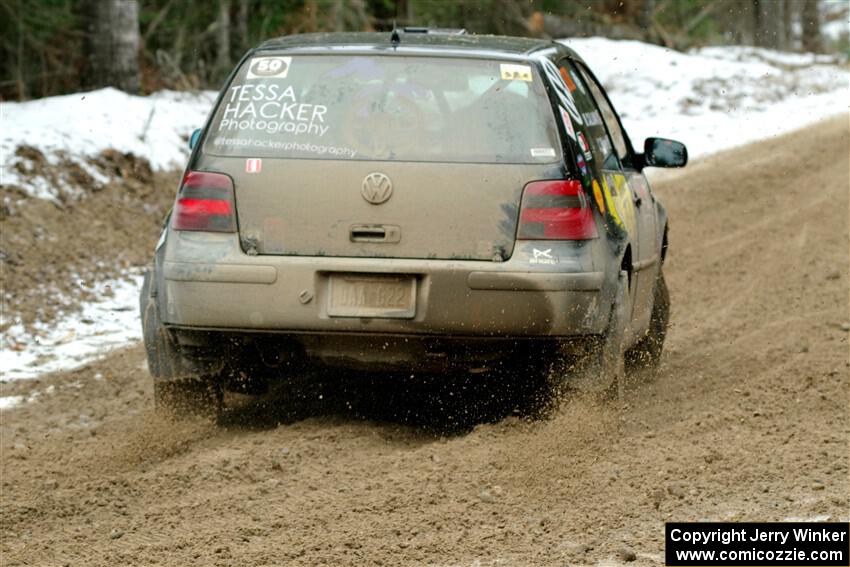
[574,62,630,165]
[556,59,620,171]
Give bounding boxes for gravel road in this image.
[1,117,848,567]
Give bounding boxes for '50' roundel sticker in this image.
[246,56,291,80]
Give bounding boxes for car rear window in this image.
[203,54,560,164]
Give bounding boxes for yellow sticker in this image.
[592,179,606,213]
[601,176,623,228]
[612,174,637,236]
[500,63,532,82]
[601,173,638,236]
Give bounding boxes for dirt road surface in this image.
[2,117,848,566]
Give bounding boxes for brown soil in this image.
[1,117,848,566]
[0,150,179,333]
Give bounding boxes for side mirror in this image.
[644,137,688,168]
[189,128,202,150]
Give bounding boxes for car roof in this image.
[255,31,584,63]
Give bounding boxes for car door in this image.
[570,60,658,331]
[549,58,641,320]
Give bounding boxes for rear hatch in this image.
[200,52,562,260]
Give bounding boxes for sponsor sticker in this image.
[500,63,532,82]
[576,152,588,175]
[217,84,329,137]
[245,158,262,173]
[601,175,624,229]
[582,111,603,127]
[607,173,637,236]
[530,147,556,158]
[559,106,576,140]
[604,172,619,196]
[540,59,583,126]
[592,179,605,213]
[577,132,593,160]
[560,67,577,92]
[530,248,558,265]
[216,137,356,158]
[246,56,292,80]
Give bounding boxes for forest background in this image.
[1,0,847,101]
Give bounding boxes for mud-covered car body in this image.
[141,31,686,409]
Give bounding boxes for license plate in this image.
[328,274,416,318]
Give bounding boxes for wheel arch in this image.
[620,242,634,289]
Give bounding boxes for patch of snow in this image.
[822,0,850,42]
[1,274,143,381]
[1,88,216,200]
[0,396,25,410]
[695,45,844,67]
[560,38,849,159]
[823,19,849,42]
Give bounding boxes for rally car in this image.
[140,29,687,416]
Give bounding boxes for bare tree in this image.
[800,0,822,52]
[638,0,656,33]
[782,0,795,50]
[233,0,249,60]
[753,0,784,49]
[84,0,141,92]
[716,1,752,45]
[215,0,231,75]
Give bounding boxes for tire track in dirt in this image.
[1,116,848,567]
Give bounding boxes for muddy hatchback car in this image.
[141,30,687,416]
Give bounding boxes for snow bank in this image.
[1,88,216,200]
[1,274,143,381]
[1,39,848,384]
[560,38,849,158]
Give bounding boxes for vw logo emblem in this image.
[361,172,393,205]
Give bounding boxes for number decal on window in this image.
[246,57,292,80]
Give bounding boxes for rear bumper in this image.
[168,330,596,373]
[159,231,613,337]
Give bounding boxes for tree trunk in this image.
[15,0,27,99]
[638,0,656,41]
[233,0,249,60]
[84,0,141,93]
[216,0,231,75]
[782,0,794,50]
[753,0,783,49]
[716,0,747,45]
[801,0,822,53]
[774,0,786,49]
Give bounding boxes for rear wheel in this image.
[625,269,670,376]
[569,270,630,399]
[141,270,223,419]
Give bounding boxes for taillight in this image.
[517,179,598,240]
[172,171,236,232]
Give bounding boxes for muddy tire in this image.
[570,270,630,397]
[625,270,670,376]
[141,269,223,419]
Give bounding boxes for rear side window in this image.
[204,54,560,164]
[573,62,629,163]
[555,60,620,171]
